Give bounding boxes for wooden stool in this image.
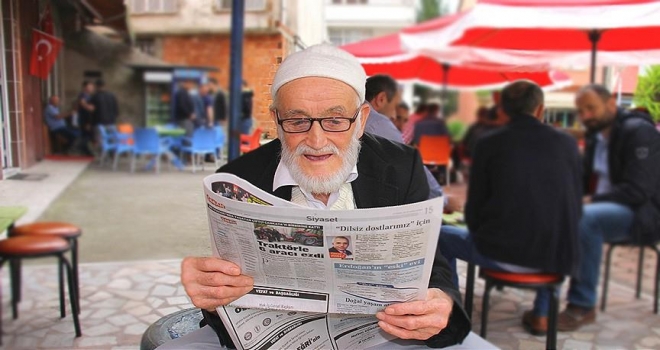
[10,222,82,313]
[0,236,81,344]
[479,269,564,350]
[601,240,660,313]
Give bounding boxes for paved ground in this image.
[0,158,658,349]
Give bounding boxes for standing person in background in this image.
[90,79,119,131]
[209,78,227,127]
[191,82,207,129]
[76,81,95,156]
[174,79,195,137]
[240,80,254,135]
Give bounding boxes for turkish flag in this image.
[39,4,54,35]
[29,29,62,80]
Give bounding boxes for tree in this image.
[415,1,457,115]
[634,65,660,122]
[417,0,453,22]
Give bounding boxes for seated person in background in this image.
[556,84,660,332]
[163,44,470,350]
[412,103,449,146]
[462,106,500,159]
[44,95,79,154]
[402,103,428,144]
[394,102,410,132]
[437,80,582,336]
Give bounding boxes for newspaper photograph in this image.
[203,173,444,349]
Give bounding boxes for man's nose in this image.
[305,121,328,148]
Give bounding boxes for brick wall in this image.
[162,33,284,138]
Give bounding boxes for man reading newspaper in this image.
[165,44,470,349]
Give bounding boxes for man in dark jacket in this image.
[174,79,195,136]
[557,84,660,331]
[90,79,119,127]
[438,80,582,335]
[162,44,470,349]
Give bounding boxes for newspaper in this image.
[204,173,444,350]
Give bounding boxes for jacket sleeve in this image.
[407,149,471,347]
[592,123,660,207]
[424,251,471,348]
[465,137,490,233]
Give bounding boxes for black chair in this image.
[601,240,660,313]
[464,263,564,350]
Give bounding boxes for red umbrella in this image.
[341,32,571,91]
[401,0,660,82]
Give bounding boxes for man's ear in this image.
[534,104,545,121]
[356,103,371,139]
[607,97,617,113]
[373,91,388,109]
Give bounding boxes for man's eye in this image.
[325,118,344,126]
[288,119,308,126]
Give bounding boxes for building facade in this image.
[128,0,325,136]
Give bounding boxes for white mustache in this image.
[294,144,339,156]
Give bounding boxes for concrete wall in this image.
[62,31,145,127]
[130,0,279,35]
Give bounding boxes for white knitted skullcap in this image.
[271,44,366,102]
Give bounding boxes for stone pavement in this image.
[0,159,658,349]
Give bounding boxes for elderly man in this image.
[163,44,470,349]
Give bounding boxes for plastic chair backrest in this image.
[418,135,451,165]
[117,123,135,145]
[240,128,262,152]
[214,126,225,147]
[191,128,217,150]
[97,125,116,150]
[133,128,161,153]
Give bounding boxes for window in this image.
[130,0,178,14]
[328,28,372,46]
[216,0,267,11]
[136,38,156,56]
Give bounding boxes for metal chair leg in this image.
[547,287,559,350]
[59,258,66,318]
[60,255,82,337]
[636,245,645,299]
[464,262,475,320]
[10,258,20,319]
[71,238,80,315]
[480,279,494,338]
[654,246,660,314]
[600,244,616,311]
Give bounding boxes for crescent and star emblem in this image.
[35,39,52,60]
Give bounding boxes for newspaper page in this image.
[204,173,444,350]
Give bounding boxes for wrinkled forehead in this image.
[275,77,360,111]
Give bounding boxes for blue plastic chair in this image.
[112,125,135,171]
[214,126,225,164]
[97,125,117,166]
[131,128,171,173]
[180,128,218,173]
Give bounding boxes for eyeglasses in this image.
[275,105,362,133]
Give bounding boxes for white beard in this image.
[279,126,361,195]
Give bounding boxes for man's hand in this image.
[444,195,464,214]
[583,195,592,204]
[376,288,453,340]
[181,257,254,312]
